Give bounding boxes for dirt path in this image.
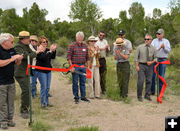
[6,72,180,131]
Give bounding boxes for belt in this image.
[139,62,147,65]
[158,58,167,60]
[118,61,129,64]
[72,63,85,64]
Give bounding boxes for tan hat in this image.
[156,29,164,34]
[114,38,126,46]
[19,31,30,38]
[30,35,38,42]
[87,35,97,42]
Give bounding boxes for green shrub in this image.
[67,126,99,131]
[56,36,72,49]
[30,120,52,131]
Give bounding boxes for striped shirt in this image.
[67,42,89,64]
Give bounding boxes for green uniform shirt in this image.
[14,41,37,77]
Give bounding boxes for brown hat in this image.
[30,35,38,42]
[18,31,30,38]
[114,38,126,46]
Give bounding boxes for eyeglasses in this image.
[156,33,161,35]
[144,38,151,41]
[89,41,96,42]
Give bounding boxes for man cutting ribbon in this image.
[67,31,90,104]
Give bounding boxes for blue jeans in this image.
[72,64,87,99]
[151,58,167,94]
[38,71,51,107]
[31,70,39,98]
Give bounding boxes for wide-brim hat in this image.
[30,35,38,41]
[114,38,126,46]
[18,31,30,38]
[87,35,98,42]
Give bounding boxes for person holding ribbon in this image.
[151,29,171,95]
[36,36,57,109]
[135,34,157,102]
[113,38,130,98]
[67,31,90,104]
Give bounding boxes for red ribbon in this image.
[26,64,91,79]
[154,60,170,103]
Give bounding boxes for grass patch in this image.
[67,126,99,131]
[30,120,52,131]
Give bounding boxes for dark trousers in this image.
[99,58,107,94]
[15,76,29,113]
[116,62,130,97]
[137,64,153,98]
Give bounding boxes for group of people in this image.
[0,28,170,129]
[0,31,57,129]
[67,29,170,104]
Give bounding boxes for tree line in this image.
[0,0,180,47]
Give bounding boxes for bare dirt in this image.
[5,72,180,131]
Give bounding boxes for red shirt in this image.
[67,42,89,64]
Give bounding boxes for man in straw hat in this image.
[113,38,130,98]
[14,31,43,119]
[135,34,157,102]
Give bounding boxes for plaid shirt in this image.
[67,42,89,64]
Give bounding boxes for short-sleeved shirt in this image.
[113,45,130,63]
[0,45,16,85]
[151,38,171,58]
[124,39,132,52]
[67,42,89,64]
[95,38,109,58]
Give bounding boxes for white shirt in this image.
[151,38,171,58]
[95,37,109,58]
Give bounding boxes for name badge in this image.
[82,49,86,51]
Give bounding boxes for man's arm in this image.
[0,54,23,67]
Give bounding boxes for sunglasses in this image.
[156,33,161,35]
[42,41,48,43]
[31,40,37,42]
[99,34,105,37]
[144,38,151,41]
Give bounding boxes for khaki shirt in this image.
[135,43,157,63]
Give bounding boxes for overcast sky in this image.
[0,0,170,22]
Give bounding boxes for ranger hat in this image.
[114,38,126,46]
[18,31,30,38]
